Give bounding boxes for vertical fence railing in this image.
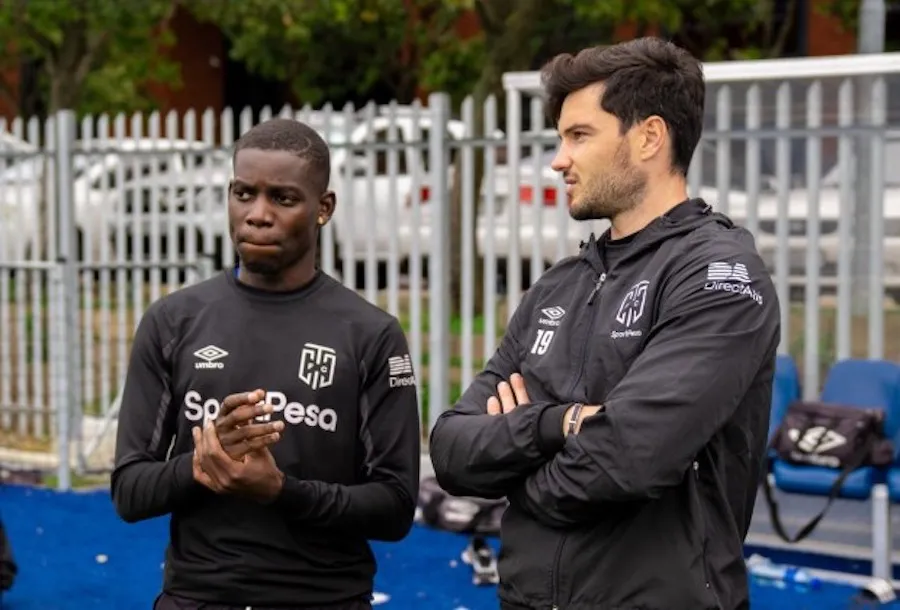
[55,110,79,491]
[804,82,823,401]
[426,93,451,434]
[459,96,476,394]
[868,77,888,360]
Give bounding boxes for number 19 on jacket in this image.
[531,329,555,355]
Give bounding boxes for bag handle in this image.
[763,431,876,544]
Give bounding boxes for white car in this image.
[0,138,231,262]
[106,167,230,267]
[473,148,607,287]
[333,112,499,287]
[0,130,39,260]
[393,130,605,289]
[470,136,833,291]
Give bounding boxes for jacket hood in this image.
[580,198,731,273]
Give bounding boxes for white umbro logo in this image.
[194,345,228,370]
[388,354,416,388]
[541,306,565,320]
[706,262,750,283]
[538,306,566,327]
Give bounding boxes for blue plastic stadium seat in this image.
[770,354,801,442]
[772,358,900,499]
[887,467,900,503]
[773,461,879,499]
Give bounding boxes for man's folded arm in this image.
[429,292,566,500]
[509,245,781,528]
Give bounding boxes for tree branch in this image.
[760,0,775,51]
[75,30,110,84]
[769,0,798,57]
[474,0,500,37]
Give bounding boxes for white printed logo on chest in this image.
[298,342,337,390]
[611,280,649,339]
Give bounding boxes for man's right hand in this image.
[487,373,530,415]
[212,389,284,461]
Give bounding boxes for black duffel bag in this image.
[763,400,893,543]
[416,476,507,535]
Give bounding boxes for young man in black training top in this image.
[111,118,421,610]
[430,38,781,610]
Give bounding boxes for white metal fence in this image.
[1,52,899,489]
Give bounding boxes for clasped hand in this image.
[191,389,285,503]
[486,373,531,415]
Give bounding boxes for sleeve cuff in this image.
[173,452,196,497]
[536,404,570,457]
[273,475,310,516]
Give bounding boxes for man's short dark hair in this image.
[233,118,331,192]
[541,37,705,176]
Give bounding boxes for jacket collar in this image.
[579,198,721,273]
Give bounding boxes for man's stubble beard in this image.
[569,144,647,222]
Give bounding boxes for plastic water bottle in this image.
[746,554,822,591]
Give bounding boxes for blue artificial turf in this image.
[0,484,896,609]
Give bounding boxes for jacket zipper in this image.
[551,271,607,609]
[586,272,606,305]
[550,535,566,610]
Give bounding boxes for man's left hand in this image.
[192,422,285,503]
[487,373,530,415]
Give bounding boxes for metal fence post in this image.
[426,93,450,435]
[505,88,523,317]
[54,109,79,491]
[851,0,886,315]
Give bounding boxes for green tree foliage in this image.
[0,0,182,117]
[816,0,861,33]
[187,0,471,108]
[565,0,808,60]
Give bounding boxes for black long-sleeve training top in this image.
[111,269,421,607]
[430,199,781,610]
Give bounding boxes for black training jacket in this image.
[430,199,781,610]
[111,270,421,607]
